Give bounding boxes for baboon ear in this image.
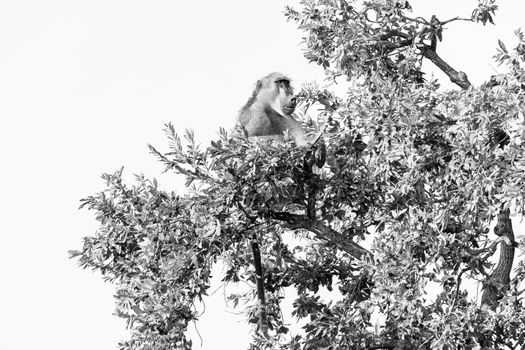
[250,80,263,99]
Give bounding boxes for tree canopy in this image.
[71,1,525,349]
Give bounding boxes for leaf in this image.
[68,250,82,258]
[102,255,114,266]
[277,326,289,334]
[498,39,508,53]
[140,279,155,291]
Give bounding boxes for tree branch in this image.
[250,234,269,337]
[417,44,472,89]
[268,211,370,259]
[441,16,474,25]
[377,29,410,40]
[399,14,431,26]
[481,209,516,309]
[414,32,517,312]
[306,187,317,221]
[377,38,414,51]
[368,341,397,349]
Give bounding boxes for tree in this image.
[70,1,525,349]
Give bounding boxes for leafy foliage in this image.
[72,1,525,349]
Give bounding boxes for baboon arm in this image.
[287,116,307,146]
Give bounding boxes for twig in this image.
[192,321,204,347]
[399,14,431,26]
[441,16,474,25]
[451,266,470,310]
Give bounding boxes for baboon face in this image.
[258,73,297,116]
[276,79,296,116]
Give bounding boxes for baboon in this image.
[237,72,307,146]
[236,73,311,336]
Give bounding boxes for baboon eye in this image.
[275,80,292,93]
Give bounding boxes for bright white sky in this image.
[0,1,524,349]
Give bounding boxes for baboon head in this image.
[237,72,306,144]
[249,72,297,116]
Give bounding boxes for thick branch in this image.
[481,209,516,308]
[378,29,409,40]
[377,38,414,51]
[375,30,413,52]
[306,187,317,220]
[268,211,370,259]
[417,44,472,89]
[250,234,269,337]
[368,343,396,350]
